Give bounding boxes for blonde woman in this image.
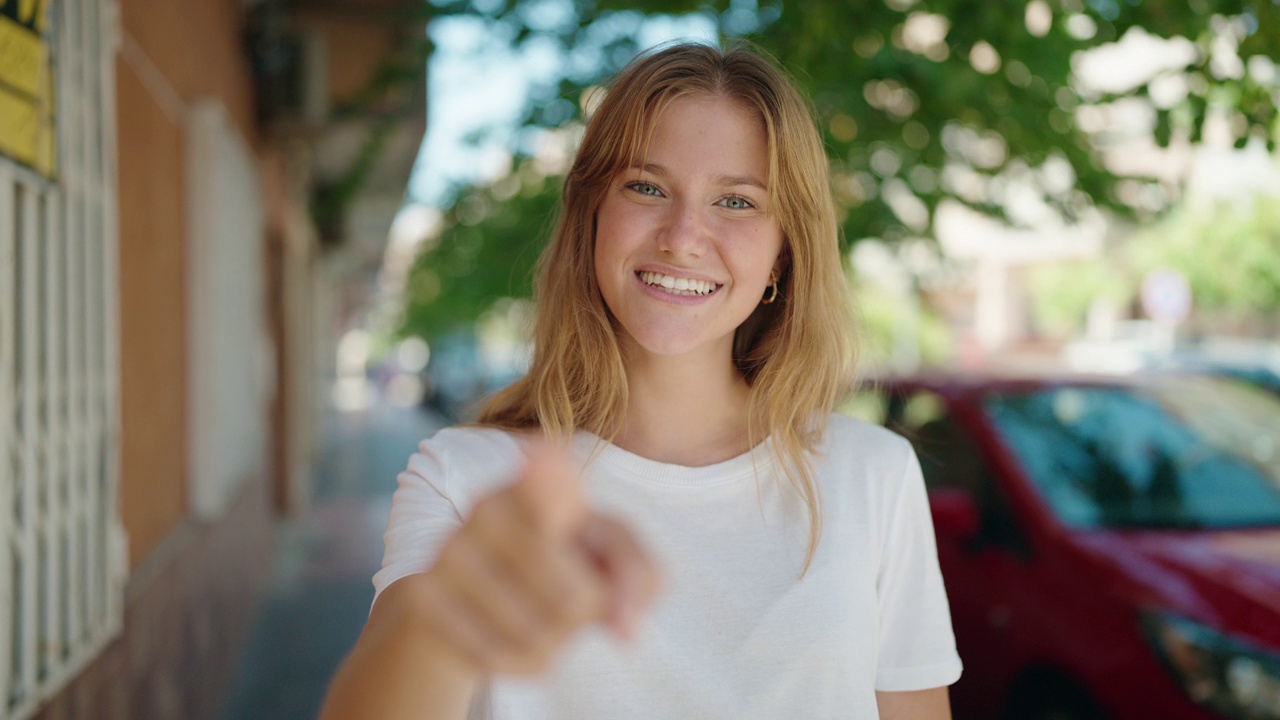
[320,41,961,720]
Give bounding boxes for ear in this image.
[772,244,791,278]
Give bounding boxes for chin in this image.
[624,326,732,359]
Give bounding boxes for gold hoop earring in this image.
[761,276,779,305]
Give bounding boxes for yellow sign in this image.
[0,0,55,177]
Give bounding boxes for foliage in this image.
[1027,259,1133,336]
[1129,196,1280,315]
[752,0,1279,236]
[852,280,955,370]
[1026,195,1280,335]
[401,0,1280,336]
[292,8,434,243]
[399,164,560,337]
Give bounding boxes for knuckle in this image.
[544,570,577,607]
[501,651,552,677]
[562,584,601,626]
[469,643,502,673]
[465,618,509,665]
[528,625,564,664]
[510,601,546,641]
[487,625,562,676]
[524,650,557,675]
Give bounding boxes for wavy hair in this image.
[477,41,857,573]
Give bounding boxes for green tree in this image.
[401,0,1280,336]
[400,167,559,337]
[1025,196,1280,335]
[1130,196,1280,318]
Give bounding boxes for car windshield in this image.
[982,376,1280,530]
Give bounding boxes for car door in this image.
[882,388,1039,719]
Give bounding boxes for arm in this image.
[875,687,952,720]
[319,576,480,720]
[319,443,660,720]
[874,440,964,701]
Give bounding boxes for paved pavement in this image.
[218,399,446,720]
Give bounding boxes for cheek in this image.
[592,213,627,311]
[594,203,645,275]
[593,224,618,288]
[724,226,784,282]
[593,206,614,264]
[593,203,618,255]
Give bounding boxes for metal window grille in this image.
[0,0,127,717]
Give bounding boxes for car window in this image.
[983,378,1280,530]
[886,390,984,494]
[848,386,1027,550]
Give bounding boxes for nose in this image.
[657,200,707,258]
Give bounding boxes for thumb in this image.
[515,440,586,537]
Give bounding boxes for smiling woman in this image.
[593,94,784,362]
[320,42,961,720]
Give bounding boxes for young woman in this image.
[320,42,961,720]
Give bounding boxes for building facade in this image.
[0,1,424,718]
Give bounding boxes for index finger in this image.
[576,514,663,642]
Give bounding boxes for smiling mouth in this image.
[637,271,721,297]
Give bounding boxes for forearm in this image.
[875,687,952,720]
[319,590,480,720]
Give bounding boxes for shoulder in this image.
[419,424,530,463]
[806,413,923,515]
[816,413,915,479]
[408,425,533,506]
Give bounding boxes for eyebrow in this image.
[630,162,768,191]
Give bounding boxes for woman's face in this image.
[594,93,784,362]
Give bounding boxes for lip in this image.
[634,270,722,305]
[633,264,724,286]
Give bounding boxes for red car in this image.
[851,372,1280,720]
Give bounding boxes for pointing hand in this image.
[403,441,662,676]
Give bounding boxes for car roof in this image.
[860,367,1215,398]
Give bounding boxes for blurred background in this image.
[1,0,1278,719]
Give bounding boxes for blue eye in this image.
[720,195,754,210]
[628,182,662,197]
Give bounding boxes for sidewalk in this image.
[218,399,447,720]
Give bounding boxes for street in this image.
[218,400,446,720]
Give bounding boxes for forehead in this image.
[635,93,770,176]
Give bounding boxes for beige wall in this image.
[27,0,424,716]
[298,11,395,103]
[115,63,189,569]
[117,0,259,144]
[114,0,278,568]
[32,0,289,714]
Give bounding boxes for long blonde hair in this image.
[478,41,857,573]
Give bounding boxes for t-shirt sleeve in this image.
[371,432,466,605]
[875,441,964,691]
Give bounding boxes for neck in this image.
[612,339,757,466]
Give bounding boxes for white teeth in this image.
[639,271,717,296]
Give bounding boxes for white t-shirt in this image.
[374,413,962,720]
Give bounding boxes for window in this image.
[984,379,1280,530]
[880,388,1026,552]
[884,390,984,493]
[1,1,127,717]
